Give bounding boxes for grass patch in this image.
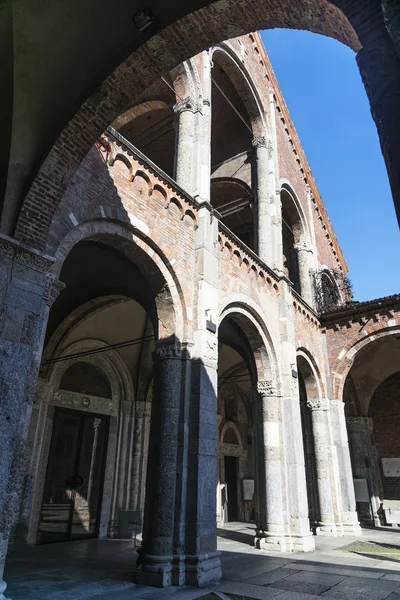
[225,594,254,600]
[338,541,400,559]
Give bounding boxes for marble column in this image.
[346,416,382,526]
[0,235,63,600]
[357,37,400,223]
[174,98,197,195]
[134,340,183,587]
[268,90,283,273]
[294,241,315,307]
[330,401,362,535]
[255,381,288,551]
[252,136,272,265]
[307,398,337,535]
[279,279,315,551]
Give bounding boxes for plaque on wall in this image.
[243,479,255,501]
[382,458,400,477]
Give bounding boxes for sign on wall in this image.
[382,458,400,477]
[243,479,254,501]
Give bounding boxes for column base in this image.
[255,531,315,553]
[340,511,362,536]
[315,522,338,537]
[185,552,222,586]
[133,554,173,587]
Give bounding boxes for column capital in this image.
[154,339,192,360]
[252,136,268,150]
[307,397,330,411]
[257,380,281,397]
[294,241,314,254]
[173,97,199,116]
[43,273,65,307]
[0,234,55,273]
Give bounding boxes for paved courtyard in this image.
[6,524,400,600]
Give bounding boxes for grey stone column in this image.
[279,279,314,551]
[330,401,362,535]
[134,340,183,588]
[307,398,337,535]
[0,235,63,600]
[255,381,288,551]
[294,242,315,307]
[174,98,197,195]
[346,416,382,526]
[252,136,272,265]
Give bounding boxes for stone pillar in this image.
[134,340,183,587]
[174,98,198,195]
[255,381,288,551]
[87,418,102,507]
[307,398,337,535]
[268,90,283,273]
[279,279,315,552]
[294,241,315,307]
[194,51,212,204]
[357,37,400,223]
[330,401,362,535]
[185,203,221,585]
[252,136,272,265]
[0,235,63,600]
[129,401,146,513]
[346,416,382,526]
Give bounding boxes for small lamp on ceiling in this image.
[132,8,156,32]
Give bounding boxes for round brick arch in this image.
[332,325,400,402]
[13,0,362,251]
[49,218,188,342]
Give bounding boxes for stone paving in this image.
[6,524,400,600]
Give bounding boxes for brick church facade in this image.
[0,31,399,594]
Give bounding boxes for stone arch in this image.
[48,338,134,409]
[170,59,202,107]
[48,219,187,341]
[280,180,311,242]
[210,43,267,136]
[333,326,400,402]
[219,295,279,384]
[220,421,243,446]
[111,101,171,130]
[13,4,362,250]
[297,348,326,400]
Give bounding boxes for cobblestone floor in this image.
[5,524,400,599]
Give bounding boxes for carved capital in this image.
[154,340,182,360]
[0,236,54,273]
[43,274,66,307]
[294,241,314,254]
[307,398,329,411]
[252,136,267,150]
[173,97,199,116]
[257,380,280,396]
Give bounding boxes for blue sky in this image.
[261,29,399,302]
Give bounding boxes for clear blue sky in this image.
[261,29,399,302]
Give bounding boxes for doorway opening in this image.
[38,409,109,544]
[224,456,239,522]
